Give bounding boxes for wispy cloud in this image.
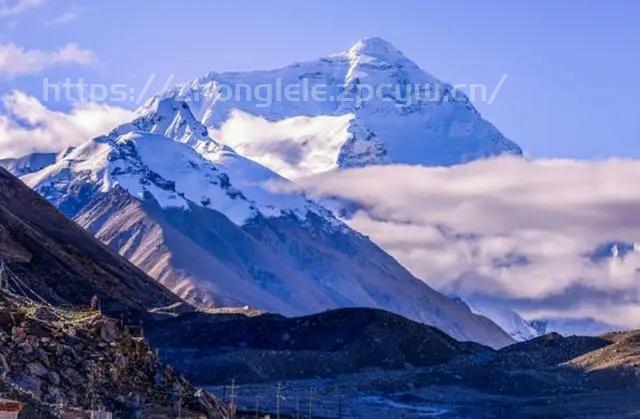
[0,90,134,159]
[0,0,44,19]
[44,10,78,26]
[283,158,640,328]
[0,42,96,77]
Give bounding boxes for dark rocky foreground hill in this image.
[147,308,640,417]
[147,307,490,384]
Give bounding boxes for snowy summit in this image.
[163,37,522,179]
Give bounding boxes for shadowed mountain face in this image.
[0,167,183,319]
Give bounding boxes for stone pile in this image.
[0,300,227,418]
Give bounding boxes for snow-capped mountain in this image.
[21,98,514,348]
[529,318,621,337]
[464,299,539,341]
[0,150,66,176]
[161,37,521,179]
[464,292,625,340]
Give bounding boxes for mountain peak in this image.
[345,37,404,60]
[115,96,221,153]
[163,38,522,173]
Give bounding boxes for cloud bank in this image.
[0,91,134,158]
[0,42,96,77]
[285,158,640,328]
[0,0,43,19]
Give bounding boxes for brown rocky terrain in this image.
[567,330,640,390]
[0,293,227,417]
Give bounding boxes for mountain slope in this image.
[165,37,521,178]
[146,307,491,384]
[0,167,183,319]
[568,330,640,385]
[21,100,514,348]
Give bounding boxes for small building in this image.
[90,411,113,419]
[58,408,113,419]
[125,325,144,338]
[0,399,23,419]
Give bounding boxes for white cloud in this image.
[44,10,78,26]
[0,0,44,18]
[0,90,134,158]
[283,158,640,328]
[212,110,354,180]
[0,42,96,77]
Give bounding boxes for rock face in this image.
[20,101,514,349]
[167,37,522,178]
[0,295,227,417]
[0,167,184,319]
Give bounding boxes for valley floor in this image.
[208,373,640,418]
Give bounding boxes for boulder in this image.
[45,371,60,385]
[26,362,48,378]
[0,311,24,329]
[0,353,9,377]
[16,374,42,394]
[18,342,33,355]
[96,320,118,343]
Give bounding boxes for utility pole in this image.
[0,259,7,290]
[230,379,237,419]
[254,393,260,419]
[276,382,282,419]
[176,386,183,419]
[307,388,313,419]
[89,362,96,413]
[296,391,300,419]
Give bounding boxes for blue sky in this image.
[1,0,639,158]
